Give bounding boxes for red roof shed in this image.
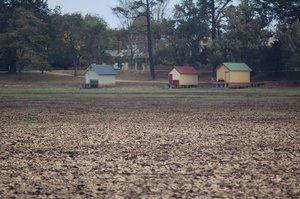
[169,66,198,86]
[174,66,198,74]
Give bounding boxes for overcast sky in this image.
[47,0,239,29]
[47,0,182,29]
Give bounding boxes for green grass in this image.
[0,86,299,95]
[0,86,299,104]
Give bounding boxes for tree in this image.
[47,7,74,69]
[198,0,234,40]
[0,0,49,74]
[0,7,49,75]
[112,1,146,68]
[252,0,300,25]
[145,0,155,79]
[59,14,86,77]
[209,0,270,72]
[172,0,210,66]
[82,14,112,65]
[152,0,169,22]
[279,20,300,72]
[167,0,234,66]
[113,0,168,79]
[48,11,113,74]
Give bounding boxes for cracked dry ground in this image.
[0,94,299,198]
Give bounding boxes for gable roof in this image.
[174,66,198,75]
[222,63,252,71]
[87,64,117,75]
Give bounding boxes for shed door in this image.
[225,72,230,83]
[168,74,173,84]
[173,80,179,87]
[90,80,99,88]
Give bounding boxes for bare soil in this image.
[0,74,299,198]
[0,73,82,88]
[0,73,167,88]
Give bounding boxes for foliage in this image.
[208,0,271,72]
[47,8,74,69]
[173,0,210,65]
[0,1,113,76]
[113,0,169,79]
[0,7,49,73]
[252,0,300,25]
[47,12,112,76]
[153,0,235,67]
[83,15,112,65]
[279,20,300,71]
[0,0,49,73]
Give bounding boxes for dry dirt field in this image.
[0,74,300,198]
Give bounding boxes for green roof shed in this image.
[222,63,252,71]
[217,63,252,83]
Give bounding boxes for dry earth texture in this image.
[0,74,300,198]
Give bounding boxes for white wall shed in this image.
[85,64,117,87]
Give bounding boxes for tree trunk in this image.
[74,65,78,77]
[8,50,17,74]
[211,0,217,40]
[129,44,134,69]
[17,67,22,80]
[146,0,155,80]
[74,60,78,77]
[8,63,17,74]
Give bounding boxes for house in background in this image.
[105,49,149,71]
[133,53,149,71]
[168,66,198,87]
[216,63,252,83]
[84,64,117,88]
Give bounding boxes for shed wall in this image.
[169,69,180,80]
[85,71,116,85]
[216,65,229,81]
[179,74,198,85]
[98,75,116,85]
[85,71,99,84]
[229,72,250,83]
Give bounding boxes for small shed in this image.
[84,64,117,88]
[216,63,252,83]
[169,66,198,87]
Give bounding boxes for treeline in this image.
[114,0,300,75]
[0,0,299,77]
[0,0,114,76]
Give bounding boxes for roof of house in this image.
[222,63,252,71]
[174,66,198,75]
[87,64,117,75]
